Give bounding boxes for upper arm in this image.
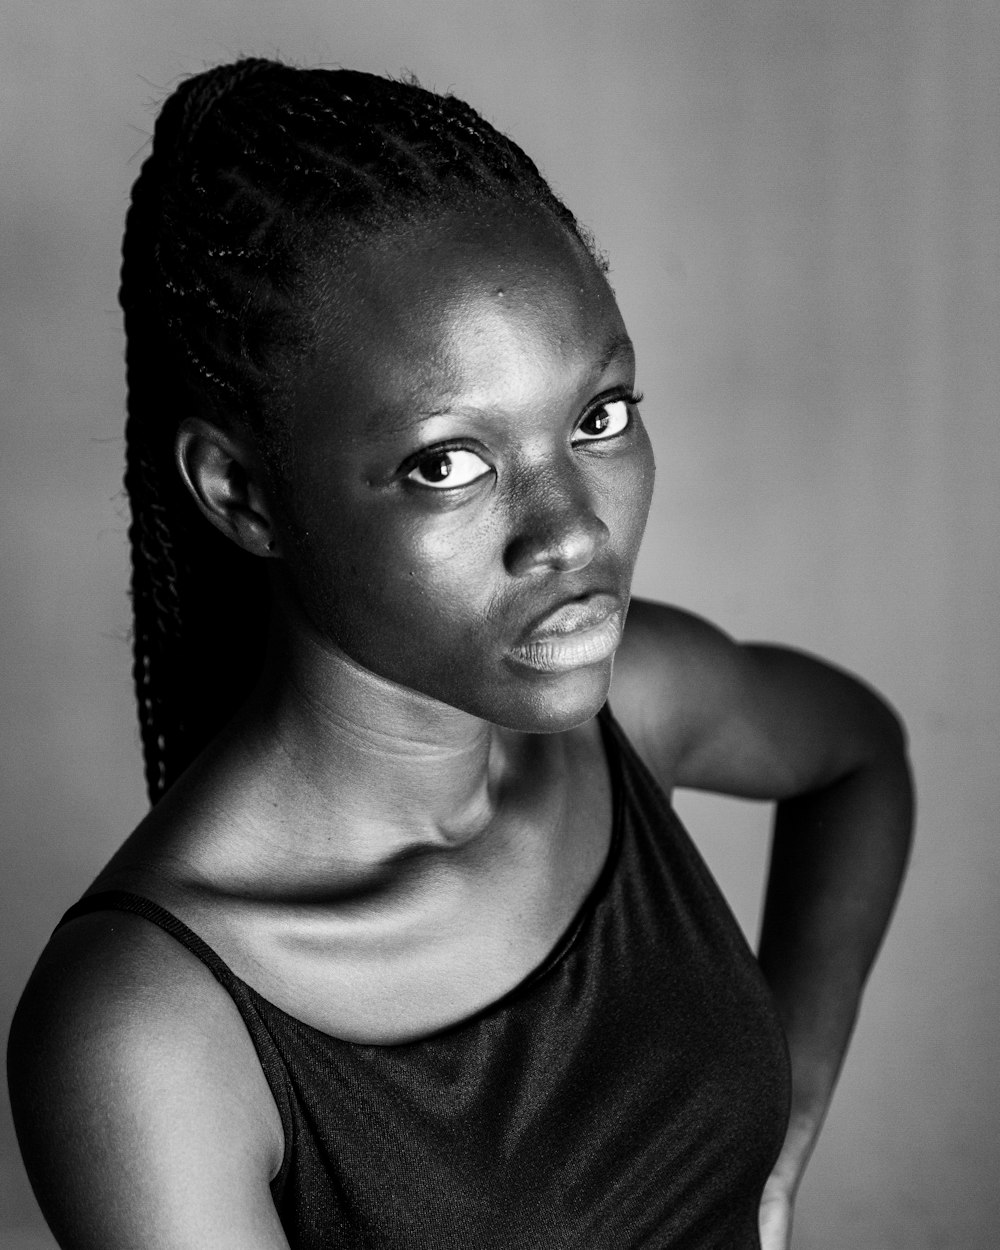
[7,914,289,1250]
[612,598,906,799]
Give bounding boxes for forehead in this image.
[295,209,630,440]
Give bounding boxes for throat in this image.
[241,617,535,853]
[265,707,529,852]
[160,700,558,901]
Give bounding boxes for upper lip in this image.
[518,591,622,642]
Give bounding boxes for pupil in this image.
[426,454,451,481]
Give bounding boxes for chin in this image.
[486,659,615,735]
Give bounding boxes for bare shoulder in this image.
[611,597,735,780]
[8,908,287,1249]
[612,597,906,800]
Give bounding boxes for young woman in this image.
[7,59,913,1250]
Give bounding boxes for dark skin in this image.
[8,208,913,1250]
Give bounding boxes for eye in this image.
[406,448,492,490]
[572,396,636,444]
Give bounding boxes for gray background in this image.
[2,1,998,1246]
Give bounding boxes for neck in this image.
[232,612,523,859]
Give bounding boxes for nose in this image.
[503,467,610,578]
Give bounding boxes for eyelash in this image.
[572,391,644,444]
[400,389,644,490]
[403,444,492,490]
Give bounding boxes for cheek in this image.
[378,513,497,621]
[633,430,657,536]
[600,431,656,561]
[334,519,507,707]
[287,496,497,666]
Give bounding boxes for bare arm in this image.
[613,599,914,1247]
[7,913,290,1250]
[749,646,912,1244]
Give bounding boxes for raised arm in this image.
[613,599,914,1250]
[7,912,290,1250]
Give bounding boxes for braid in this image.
[121,57,594,802]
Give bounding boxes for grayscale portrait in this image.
[2,3,997,1248]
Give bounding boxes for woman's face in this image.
[276,207,655,732]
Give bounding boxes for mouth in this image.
[508,593,624,674]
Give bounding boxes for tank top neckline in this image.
[59,705,627,1050]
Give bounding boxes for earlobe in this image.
[175,418,280,557]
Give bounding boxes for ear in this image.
[175,418,281,558]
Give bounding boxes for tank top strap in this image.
[56,889,296,1192]
[59,890,242,983]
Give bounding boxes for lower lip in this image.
[508,610,623,674]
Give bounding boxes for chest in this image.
[264,783,791,1250]
[189,728,615,1044]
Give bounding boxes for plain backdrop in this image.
[2,2,998,1247]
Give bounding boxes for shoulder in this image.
[610,598,738,779]
[7,906,286,1248]
[614,597,734,687]
[611,597,906,799]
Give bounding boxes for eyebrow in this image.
[596,333,635,375]
[364,332,637,442]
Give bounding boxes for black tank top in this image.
[60,709,790,1249]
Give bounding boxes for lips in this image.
[509,592,624,674]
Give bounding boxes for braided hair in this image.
[121,57,596,802]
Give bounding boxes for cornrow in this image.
[121,57,595,801]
